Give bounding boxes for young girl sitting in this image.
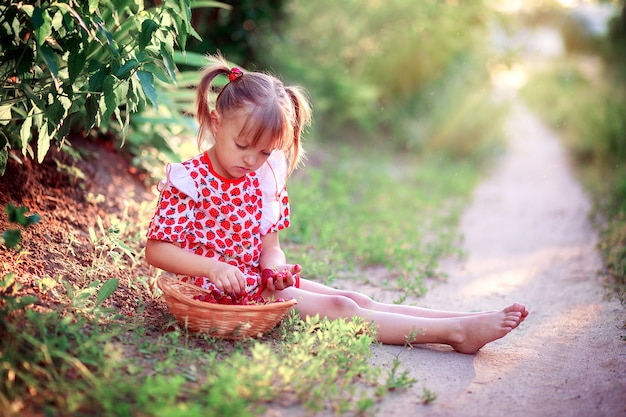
[145,55,528,354]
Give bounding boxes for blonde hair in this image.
[196,54,312,176]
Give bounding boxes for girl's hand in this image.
[261,264,301,291]
[208,262,246,294]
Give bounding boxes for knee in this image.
[326,294,361,317]
[340,291,376,310]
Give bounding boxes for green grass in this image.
[1,118,497,415]
[284,145,481,296]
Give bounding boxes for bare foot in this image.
[450,303,527,354]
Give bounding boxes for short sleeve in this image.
[156,163,198,202]
[146,163,198,243]
[257,151,291,235]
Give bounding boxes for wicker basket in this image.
[157,276,297,339]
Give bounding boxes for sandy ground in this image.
[368,100,626,417]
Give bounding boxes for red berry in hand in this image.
[261,268,276,287]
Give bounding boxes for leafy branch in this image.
[0,0,220,175]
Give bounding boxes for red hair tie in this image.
[228,67,243,82]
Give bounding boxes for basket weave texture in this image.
[157,276,297,339]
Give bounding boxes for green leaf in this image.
[0,150,7,176]
[45,98,65,134]
[115,59,138,80]
[67,44,87,84]
[84,95,99,129]
[160,42,176,83]
[37,126,51,163]
[102,75,118,123]
[38,44,59,79]
[5,203,40,227]
[63,280,75,301]
[20,112,33,153]
[88,62,107,91]
[88,0,99,14]
[0,272,16,291]
[136,70,158,108]
[32,7,52,47]
[95,278,119,307]
[189,1,232,10]
[2,230,22,248]
[0,105,11,126]
[139,19,159,50]
[14,295,37,310]
[173,50,208,68]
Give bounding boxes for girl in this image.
[145,55,528,354]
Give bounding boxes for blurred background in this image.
[1,0,624,294]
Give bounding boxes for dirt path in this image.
[369,101,626,416]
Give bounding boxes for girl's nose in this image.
[243,152,256,167]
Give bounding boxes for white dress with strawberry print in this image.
[147,151,290,297]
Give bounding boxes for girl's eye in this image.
[236,143,247,150]
[261,150,272,156]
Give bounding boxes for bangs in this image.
[237,103,292,151]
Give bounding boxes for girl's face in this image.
[208,109,275,179]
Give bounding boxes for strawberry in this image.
[261,268,276,287]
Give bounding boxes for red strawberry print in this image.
[147,151,291,300]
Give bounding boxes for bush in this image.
[0,0,203,175]
[268,0,500,158]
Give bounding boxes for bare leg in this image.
[295,278,529,322]
[270,285,527,353]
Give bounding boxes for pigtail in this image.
[195,55,231,149]
[284,86,312,176]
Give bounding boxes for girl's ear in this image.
[209,110,220,136]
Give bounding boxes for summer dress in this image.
[147,151,290,296]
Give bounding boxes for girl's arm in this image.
[260,232,298,290]
[145,239,246,294]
